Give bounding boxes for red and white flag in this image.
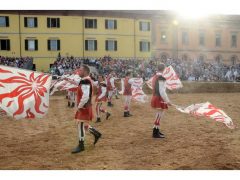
[119,78,148,103]
[0,65,52,119]
[147,65,183,90]
[50,74,80,95]
[175,102,235,129]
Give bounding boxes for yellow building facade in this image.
[0,11,152,71]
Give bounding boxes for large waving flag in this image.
[119,78,148,103]
[50,74,80,95]
[146,65,183,90]
[174,102,235,129]
[0,65,52,119]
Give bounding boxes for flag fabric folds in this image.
[0,65,52,119]
[119,78,148,103]
[146,65,183,90]
[50,74,80,95]
[174,102,235,129]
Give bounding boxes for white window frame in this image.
[107,20,114,29]
[27,17,35,28]
[215,33,221,47]
[140,22,149,31]
[85,19,97,29]
[199,32,205,46]
[0,39,9,50]
[106,40,115,51]
[140,41,150,52]
[182,31,189,45]
[28,40,35,51]
[50,40,58,51]
[87,40,95,51]
[0,16,6,27]
[231,34,237,48]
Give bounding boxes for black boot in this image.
[71,102,75,108]
[96,117,101,123]
[107,102,113,107]
[71,141,85,154]
[115,95,119,99]
[124,111,130,117]
[158,129,165,136]
[68,102,70,107]
[152,128,165,138]
[89,127,102,145]
[106,112,111,120]
[127,111,133,116]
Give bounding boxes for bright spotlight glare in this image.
[176,9,211,19]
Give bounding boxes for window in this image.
[199,32,205,46]
[161,31,167,43]
[215,55,222,63]
[231,56,237,65]
[198,55,205,62]
[25,39,38,51]
[139,22,150,31]
[0,16,9,27]
[47,18,60,28]
[85,19,97,29]
[140,41,150,52]
[182,32,189,45]
[231,34,237,48]
[24,17,38,28]
[48,39,60,51]
[105,19,117,29]
[85,40,97,51]
[0,39,10,50]
[105,40,117,51]
[215,33,221,47]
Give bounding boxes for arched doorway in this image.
[230,55,238,65]
[160,52,169,63]
[215,54,223,63]
[182,54,188,61]
[198,54,205,63]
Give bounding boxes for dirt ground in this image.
[0,93,240,170]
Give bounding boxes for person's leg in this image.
[124,96,129,117]
[127,96,132,116]
[152,110,165,138]
[107,90,113,106]
[99,102,111,120]
[70,92,75,108]
[114,88,119,99]
[95,102,101,123]
[67,91,71,107]
[85,123,102,145]
[72,122,85,153]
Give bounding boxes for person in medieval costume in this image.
[72,65,102,154]
[95,75,111,123]
[151,63,172,138]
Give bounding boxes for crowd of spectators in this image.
[50,55,240,82]
[1,55,239,82]
[0,56,34,70]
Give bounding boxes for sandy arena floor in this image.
[0,93,240,170]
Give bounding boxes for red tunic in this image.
[106,75,113,91]
[75,77,94,121]
[151,74,168,109]
[95,82,107,102]
[123,77,132,96]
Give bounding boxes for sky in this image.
[1,0,240,16]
